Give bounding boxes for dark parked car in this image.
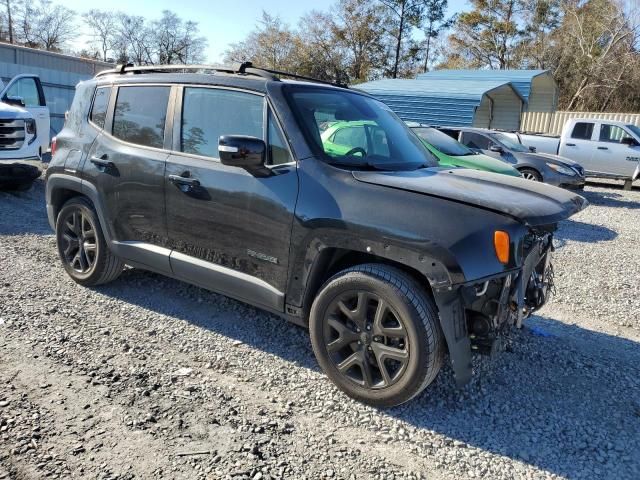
[46,63,587,407]
[440,127,586,189]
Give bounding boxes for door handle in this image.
[169,174,200,187]
[90,154,115,170]
[38,113,47,118]
[597,146,608,150]
[565,143,576,147]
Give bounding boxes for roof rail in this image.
[94,61,347,87]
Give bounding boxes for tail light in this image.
[50,137,57,158]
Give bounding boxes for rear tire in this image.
[309,264,444,407]
[520,168,542,182]
[55,197,123,286]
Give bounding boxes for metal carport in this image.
[356,78,526,130]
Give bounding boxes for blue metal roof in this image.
[356,78,523,127]
[417,69,551,101]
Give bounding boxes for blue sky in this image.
[57,0,468,62]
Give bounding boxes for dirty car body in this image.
[45,64,587,405]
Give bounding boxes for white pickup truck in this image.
[0,74,50,190]
[503,118,640,190]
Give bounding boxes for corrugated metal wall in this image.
[522,111,640,134]
[488,86,522,130]
[0,43,112,134]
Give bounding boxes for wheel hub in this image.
[323,291,410,390]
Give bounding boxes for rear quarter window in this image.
[89,87,110,129]
[112,86,171,149]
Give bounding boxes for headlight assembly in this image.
[546,162,576,176]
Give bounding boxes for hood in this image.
[449,152,521,177]
[0,101,30,119]
[353,167,588,226]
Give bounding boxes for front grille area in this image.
[0,119,25,150]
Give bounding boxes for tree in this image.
[420,0,455,71]
[552,0,639,111]
[224,12,297,71]
[20,0,76,51]
[519,0,563,69]
[151,10,207,64]
[2,0,16,43]
[83,9,117,62]
[448,0,523,69]
[333,0,390,82]
[295,11,348,82]
[378,0,424,78]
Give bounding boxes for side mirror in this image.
[219,135,266,170]
[4,95,25,107]
[528,146,537,153]
[621,137,639,147]
[489,144,504,153]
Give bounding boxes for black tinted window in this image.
[268,111,292,165]
[461,132,490,150]
[90,87,110,129]
[112,86,170,148]
[571,122,594,140]
[181,88,264,159]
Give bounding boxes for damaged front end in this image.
[433,226,557,387]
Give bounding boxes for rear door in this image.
[590,123,640,177]
[165,86,298,310]
[561,121,595,169]
[83,83,172,272]
[1,74,50,150]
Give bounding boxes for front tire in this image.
[55,197,123,286]
[520,168,542,182]
[309,264,444,407]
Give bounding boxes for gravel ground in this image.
[1,178,639,480]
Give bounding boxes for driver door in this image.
[1,75,50,151]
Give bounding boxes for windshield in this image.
[413,127,474,156]
[491,132,529,152]
[626,124,640,139]
[286,87,438,170]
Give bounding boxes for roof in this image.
[355,78,524,126]
[417,69,552,101]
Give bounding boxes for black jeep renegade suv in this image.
[45,63,587,407]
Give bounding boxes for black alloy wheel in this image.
[55,197,124,286]
[60,209,98,274]
[323,291,409,389]
[310,264,444,407]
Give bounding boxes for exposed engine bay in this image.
[463,227,556,355]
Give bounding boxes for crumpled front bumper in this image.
[433,232,554,387]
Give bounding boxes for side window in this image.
[5,77,42,107]
[268,111,292,165]
[571,122,594,140]
[599,124,632,144]
[332,126,367,150]
[462,132,489,150]
[89,87,110,129]
[112,86,170,148]
[181,87,264,159]
[368,125,390,156]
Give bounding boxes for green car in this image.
[411,126,521,177]
[320,120,521,177]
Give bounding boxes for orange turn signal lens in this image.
[494,231,510,264]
